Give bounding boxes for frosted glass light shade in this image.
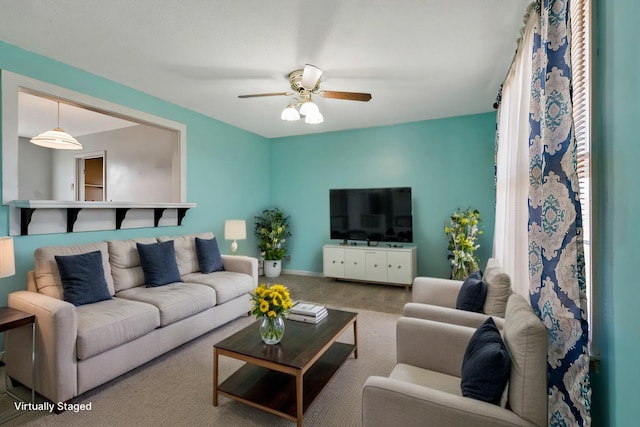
[299,101,319,116]
[0,236,15,278]
[305,112,324,124]
[31,128,83,150]
[281,105,300,121]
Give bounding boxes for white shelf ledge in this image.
[8,200,197,235]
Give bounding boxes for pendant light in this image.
[30,102,83,150]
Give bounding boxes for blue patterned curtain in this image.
[527,0,591,425]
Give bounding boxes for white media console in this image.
[323,244,417,287]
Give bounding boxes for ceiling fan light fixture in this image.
[305,111,324,124]
[281,101,301,121]
[299,100,319,117]
[30,102,83,150]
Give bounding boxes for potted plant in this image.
[254,208,292,277]
[444,207,483,280]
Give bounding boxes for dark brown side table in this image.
[0,307,35,421]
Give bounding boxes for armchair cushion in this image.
[461,317,510,405]
[136,240,182,287]
[482,258,511,317]
[55,251,112,306]
[456,270,487,312]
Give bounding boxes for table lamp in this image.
[224,220,246,254]
[0,236,15,278]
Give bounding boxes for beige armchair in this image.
[404,258,512,329]
[362,293,548,427]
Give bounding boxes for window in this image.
[570,0,595,355]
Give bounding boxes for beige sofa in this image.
[362,293,548,427]
[403,258,512,329]
[5,232,257,404]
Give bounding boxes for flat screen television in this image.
[329,187,413,243]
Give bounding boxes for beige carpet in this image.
[2,275,405,426]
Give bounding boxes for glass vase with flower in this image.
[250,283,293,344]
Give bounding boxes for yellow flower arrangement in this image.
[249,283,293,319]
[445,207,483,280]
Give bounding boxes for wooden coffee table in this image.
[213,308,357,426]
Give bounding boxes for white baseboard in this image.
[281,269,323,277]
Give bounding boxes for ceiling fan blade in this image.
[301,64,323,90]
[318,91,372,102]
[238,92,294,98]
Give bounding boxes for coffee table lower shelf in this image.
[217,342,355,421]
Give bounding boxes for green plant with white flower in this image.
[444,207,483,280]
[254,208,291,261]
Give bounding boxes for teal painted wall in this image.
[269,114,497,278]
[596,0,640,425]
[0,41,271,305]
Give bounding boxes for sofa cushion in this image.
[195,236,225,273]
[55,251,112,306]
[115,282,216,326]
[34,242,115,300]
[503,294,549,426]
[181,271,253,305]
[137,241,182,287]
[76,297,160,360]
[461,317,510,405]
[158,232,214,276]
[107,237,158,292]
[455,270,486,312]
[482,258,512,317]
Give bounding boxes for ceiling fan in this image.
[238,64,372,124]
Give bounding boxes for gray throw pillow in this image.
[461,317,511,405]
[456,270,487,312]
[137,240,182,287]
[195,236,225,273]
[55,250,112,306]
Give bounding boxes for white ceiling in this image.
[18,92,139,138]
[0,0,531,139]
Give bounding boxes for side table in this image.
[0,307,35,421]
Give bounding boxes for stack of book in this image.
[288,302,328,324]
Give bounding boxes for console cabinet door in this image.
[323,247,345,278]
[365,250,387,283]
[344,249,366,281]
[387,251,413,285]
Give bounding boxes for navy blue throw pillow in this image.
[137,240,182,287]
[461,317,511,405]
[195,236,225,273]
[456,270,487,312]
[55,250,112,306]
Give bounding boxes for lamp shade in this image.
[305,112,324,124]
[224,220,247,240]
[281,105,300,121]
[0,236,16,278]
[30,102,83,150]
[299,100,319,116]
[30,128,83,150]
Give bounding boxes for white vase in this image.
[264,260,282,278]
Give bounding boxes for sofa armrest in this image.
[403,302,501,330]
[412,276,463,307]
[6,288,79,403]
[396,317,474,377]
[221,255,259,287]
[362,376,533,427]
